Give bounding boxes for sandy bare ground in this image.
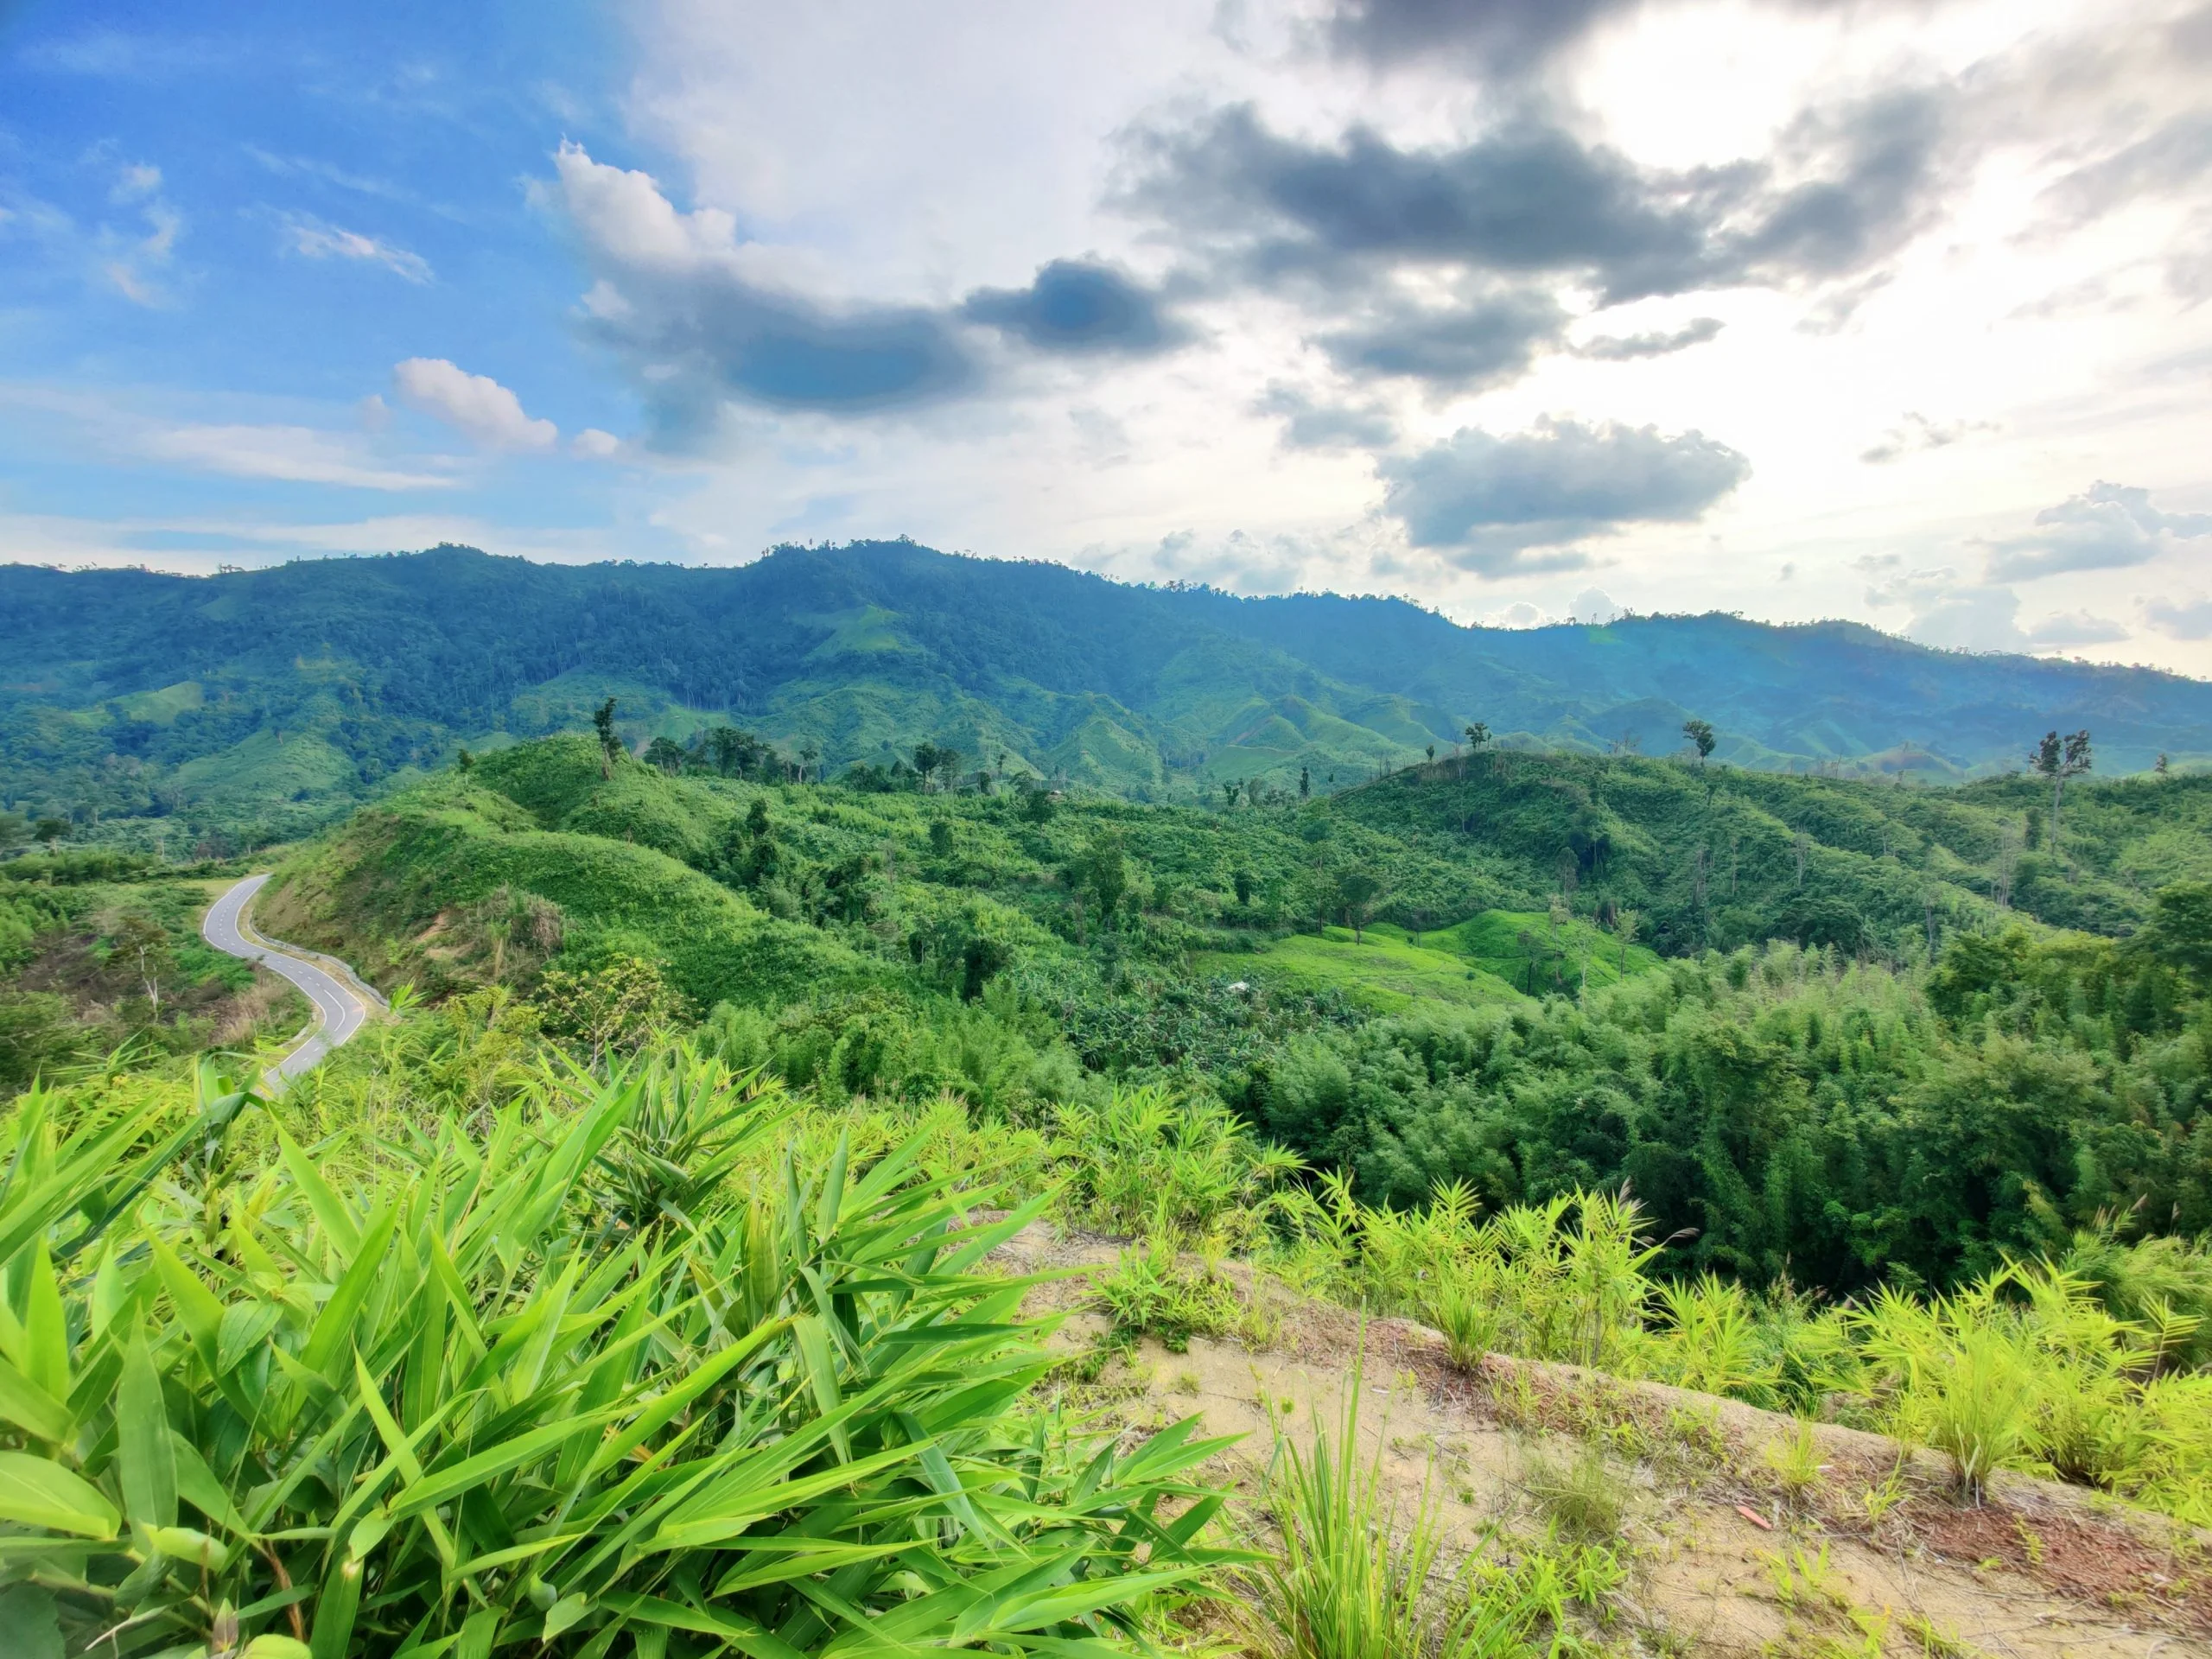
[988,1222,2212,1659]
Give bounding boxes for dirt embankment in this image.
[991,1224,2212,1659]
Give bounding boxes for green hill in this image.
[6,540,2209,853]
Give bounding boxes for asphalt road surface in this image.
[200,872,372,1090]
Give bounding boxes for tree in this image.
[1231,868,1255,907]
[644,735,687,773]
[1221,781,1239,810]
[1299,766,1310,799]
[1463,721,1491,752]
[2156,752,2171,776]
[32,817,67,849]
[109,912,173,1020]
[592,697,621,779]
[1333,868,1382,943]
[797,739,822,784]
[1682,718,1716,763]
[2029,728,2092,844]
[455,747,475,773]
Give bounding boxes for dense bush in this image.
[0,1052,1233,1656]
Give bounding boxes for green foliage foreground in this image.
[0,1058,1234,1658]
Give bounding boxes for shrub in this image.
[0,1050,1236,1656]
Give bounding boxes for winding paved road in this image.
[201,873,375,1090]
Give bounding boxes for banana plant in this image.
[0,1052,1239,1656]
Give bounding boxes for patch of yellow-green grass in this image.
[111,679,204,725]
[1427,910,1662,995]
[1200,925,1526,1014]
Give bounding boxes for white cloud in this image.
[1569,587,1624,623]
[99,159,181,306]
[391,358,556,451]
[2143,592,2212,640]
[141,423,457,491]
[1986,481,2212,581]
[284,217,432,283]
[570,428,624,460]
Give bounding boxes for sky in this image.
[3,0,2209,673]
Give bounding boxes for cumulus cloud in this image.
[2025,610,2131,647]
[1575,316,1723,360]
[2143,592,2212,639]
[550,143,974,430]
[1129,92,1945,308]
[1377,416,1750,574]
[1868,565,2131,652]
[1255,384,1398,449]
[392,358,557,452]
[1984,480,2212,581]
[1570,585,1624,622]
[1317,287,1567,387]
[959,259,1184,356]
[570,428,624,461]
[283,216,432,283]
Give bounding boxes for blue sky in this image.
[4,0,2210,674]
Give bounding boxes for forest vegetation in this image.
[4,703,2212,1655]
[8,541,2211,855]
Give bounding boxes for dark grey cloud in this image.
[1130,94,1946,308]
[959,258,1185,356]
[1257,385,1399,448]
[1986,480,2212,581]
[1329,0,1630,74]
[1576,315,1722,359]
[1378,416,1751,574]
[1317,288,1567,386]
[579,275,975,428]
[1325,0,1893,77]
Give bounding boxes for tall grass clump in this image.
[1052,1084,1302,1249]
[1300,1181,1665,1374]
[0,1049,1236,1656]
[1249,1361,1564,1659]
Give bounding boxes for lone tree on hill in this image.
[1333,867,1382,943]
[592,697,621,779]
[2030,728,2093,844]
[1682,718,1716,764]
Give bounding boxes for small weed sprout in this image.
[1763,1421,1830,1510]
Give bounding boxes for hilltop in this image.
[6,540,2211,850]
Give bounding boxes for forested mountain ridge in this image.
[5,539,2210,849]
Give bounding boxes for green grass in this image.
[1431,910,1662,994]
[261,757,875,1011]
[1202,925,1527,1014]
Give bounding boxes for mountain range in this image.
[5,540,2210,844]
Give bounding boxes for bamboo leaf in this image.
[117,1324,177,1529]
[0,1451,119,1538]
[24,1240,67,1402]
[0,1351,73,1444]
[277,1128,360,1256]
[791,1313,850,1463]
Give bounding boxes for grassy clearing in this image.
[1200,925,1527,1013]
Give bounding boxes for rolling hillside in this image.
[5,539,2210,849]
